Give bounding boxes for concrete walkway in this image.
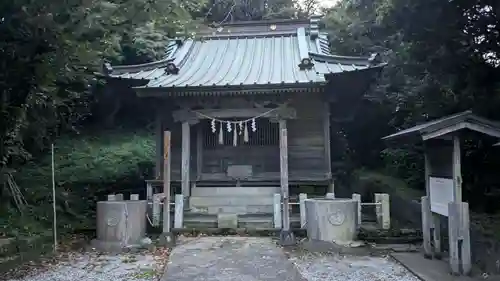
[391,252,478,281]
[163,236,306,281]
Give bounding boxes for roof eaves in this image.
[382,111,474,141]
[106,58,174,76]
[310,52,375,66]
[133,81,326,92]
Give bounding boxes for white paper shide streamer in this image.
[194,107,279,146]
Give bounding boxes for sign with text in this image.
[429,177,454,217]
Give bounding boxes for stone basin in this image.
[304,198,358,245]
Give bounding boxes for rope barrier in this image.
[192,106,280,124]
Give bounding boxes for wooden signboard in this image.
[429,177,453,217]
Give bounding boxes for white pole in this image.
[51,143,57,252]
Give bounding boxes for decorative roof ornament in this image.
[368,53,382,65]
[299,57,314,70]
[102,62,113,75]
[309,15,322,39]
[165,62,179,74]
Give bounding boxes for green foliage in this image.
[0,0,204,217]
[1,131,154,236]
[20,131,154,187]
[324,0,500,200]
[202,0,319,22]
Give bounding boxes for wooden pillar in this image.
[448,202,471,275]
[181,122,191,201]
[279,119,295,245]
[163,131,172,233]
[452,135,462,203]
[422,196,433,259]
[280,120,290,232]
[155,109,163,179]
[323,103,332,178]
[423,152,433,258]
[196,124,203,180]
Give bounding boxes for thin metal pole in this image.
[51,143,57,252]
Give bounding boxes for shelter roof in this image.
[103,16,385,92]
[382,110,500,142]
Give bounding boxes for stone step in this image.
[182,212,302,229]
[191,186,279,197]
[190,195,274,207]
[190,205,274,215]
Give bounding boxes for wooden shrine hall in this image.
[101,16,386,222]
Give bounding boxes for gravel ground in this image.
[4,247,169,281]
[288,251,421,281]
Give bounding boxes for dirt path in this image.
[163,236,306,281]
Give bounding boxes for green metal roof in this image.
[105,17,385,91]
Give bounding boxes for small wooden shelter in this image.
[101,17,385,222]
[383,110,500,275]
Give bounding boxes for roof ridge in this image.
[217,18,310,27]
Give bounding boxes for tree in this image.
[323,0,500,193]
[0,0,205,211]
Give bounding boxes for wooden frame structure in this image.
[383,110,500,276]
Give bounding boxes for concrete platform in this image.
[391,252,479,281]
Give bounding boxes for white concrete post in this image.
[448,202,471,276]
[325,192,336,199]
[299,193,307,229]
[375,193,382,224]
[375,193,390,230]
[107,194,116,201]
[421,196,433,259]
[273,193,282,229]
[352,193,362,227]
[174,194,184,229]
[152,194,161,226]
[146,182,153,200]
[327,180,335,194]
[130,194,139,200]
[115,193,124,201]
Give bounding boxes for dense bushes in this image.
[0,131,155,236]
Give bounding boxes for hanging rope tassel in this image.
[233,123,237,146]
[218,121,224,144]
[244,122,249,143]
